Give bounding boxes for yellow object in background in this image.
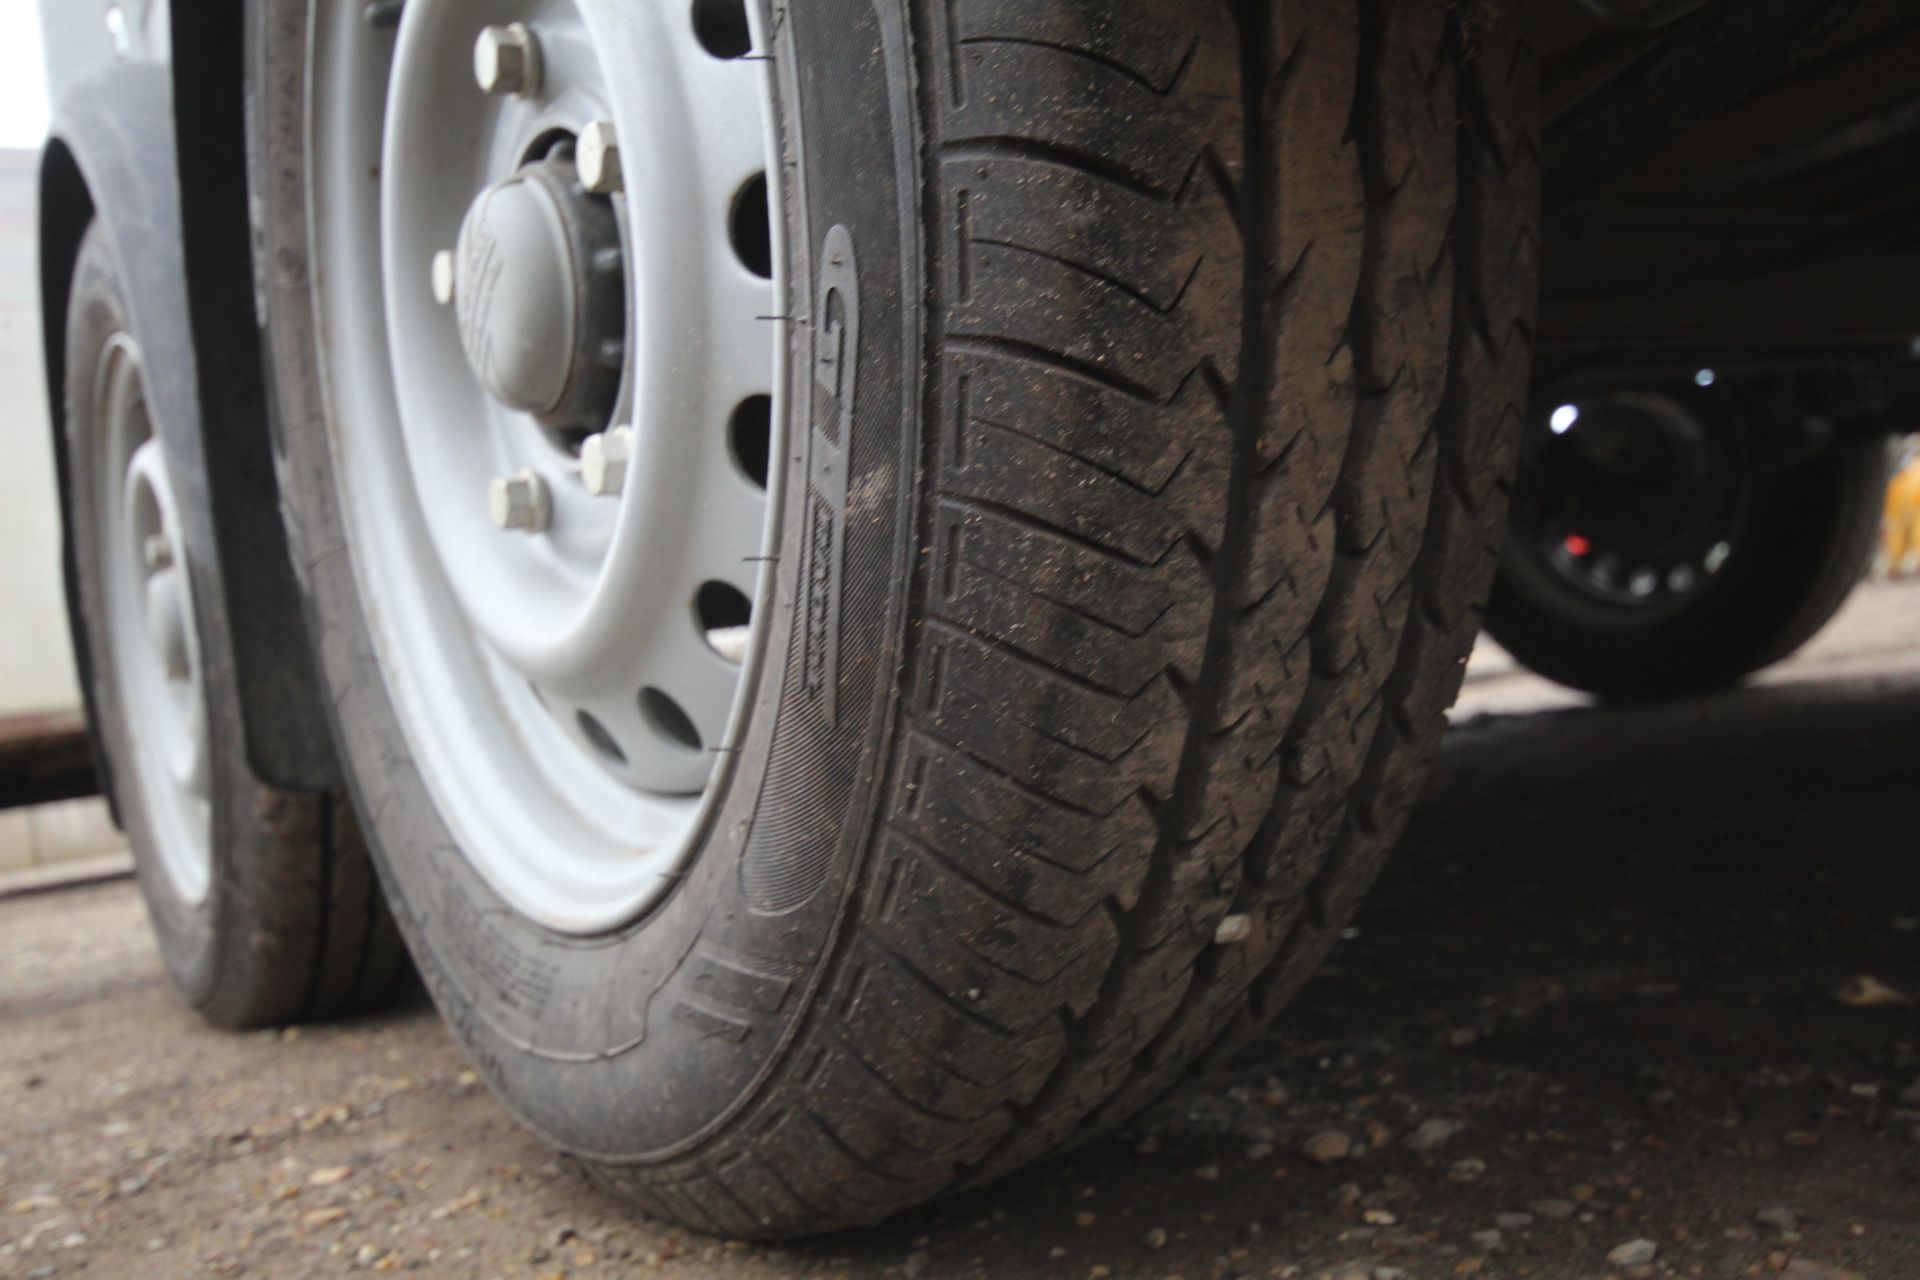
[1884,441,1920,577]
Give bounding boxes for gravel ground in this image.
[3,581,1918,1280]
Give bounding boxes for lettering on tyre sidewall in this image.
[803,225,859,723]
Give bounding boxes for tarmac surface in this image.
[4,581,1918,1280]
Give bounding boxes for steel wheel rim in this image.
[308,0,785,933]
[1508,390,1749,627]
[99,335,213,904]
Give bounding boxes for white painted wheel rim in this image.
[308,0,785,933]
[99,336,213,905]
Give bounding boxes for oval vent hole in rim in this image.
[640,687,704,752]
[576,710,628,766]
[729,172,773,280]
[691,0,754,59]
[697,581,753,664]
[729,395,773,489]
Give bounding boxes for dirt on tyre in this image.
[61,223,405,1029]
[249,0,1538,1236]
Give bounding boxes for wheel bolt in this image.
[489,469,552,533]
[577,121,622,195]
[474,22,542,97]
[581,425,635,497]
[143,533,174,571]
[431,249,456,306]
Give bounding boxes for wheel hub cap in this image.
[102,337,212,905]
[452,151,625,428]
[144,567,191,682]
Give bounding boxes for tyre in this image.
[62,224,405,1029]
[1486,381,1890,699]
[250,0,1537,1235]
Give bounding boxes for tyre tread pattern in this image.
[598,0,1538,1234]
[242,789,409,1026]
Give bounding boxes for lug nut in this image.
[431,249,456,306]
[143,533,174,571]
[489,469,552,533]
[474,22,542,97]
[577,121,622,195]
[580,426,635,497]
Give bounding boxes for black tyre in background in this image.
[63,223,404,1029]
[1487,378,1890,699]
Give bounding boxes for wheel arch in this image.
[38,47,342,795]
[38,135,109,814]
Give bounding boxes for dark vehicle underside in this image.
[1543,0,1920,359]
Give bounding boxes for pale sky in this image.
[0,0,51,151]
